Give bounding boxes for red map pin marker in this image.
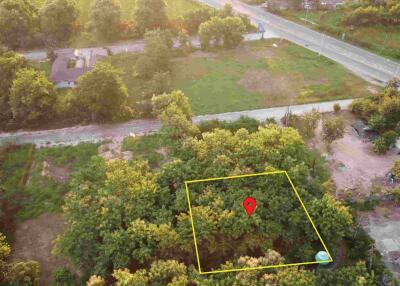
[243,197,257,217]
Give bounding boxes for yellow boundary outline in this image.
[184,170,333,275]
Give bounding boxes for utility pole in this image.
[318,34,326,57]
[305,7,309,22]
[395,64,400,78]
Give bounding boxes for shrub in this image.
[373,137,389,154]
[368,114,387,133]
[322,117,345,144]
[382,130,397,148]
[391,161,400,179]
[333,103,341,113]
[52,267,76,286]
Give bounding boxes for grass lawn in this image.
[172,40,372,115]
[107,39,372,115]
[0,143,99,220]
[30,60,52,77]
[122,134,166,168]
[276,9,400,61]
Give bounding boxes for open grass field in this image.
[276,9,400,61]
[0,143,99,220]
[107,39,373,115]
[34,0,202,23]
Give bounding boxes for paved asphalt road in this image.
[197,0,400,85]
[0,99,352,147]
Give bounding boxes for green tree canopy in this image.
[199,16,246,49]
[9,68,56,126]
[75,61,131,122]
[152,90,199,138]
[132,0,169,36]
[0,0,38,49]
[39,0,79,46]
[89,0,121,41]
[0,51,28,129]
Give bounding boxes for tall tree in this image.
[39,0,79,46]
[152,90,199,138]
[75,61,131,122]
[132,0,169,36]
[9,68,56,126]
[89,0,121,41]
[0,51,28,129]
[0,0,38,49]
[309,194,352,246]
[199,16,246,49]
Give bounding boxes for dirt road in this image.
[0,99,353,147]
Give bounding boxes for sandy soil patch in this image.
[40,158,71,183]
[234,44,276,62]
[10,213,70,286]
[238,70,297,106]
[98,140,132,161]
[309,112,399,199]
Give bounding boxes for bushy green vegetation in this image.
[350,80,400,154]
[0,143,99,221]
[47,91,398,285]
[0,145,35,199]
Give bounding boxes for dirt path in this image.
[10,213,70,286]
[0,99,354,147]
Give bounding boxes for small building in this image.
[50,48,108,89]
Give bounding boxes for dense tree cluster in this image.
[74,61,132,122]
[55,91,363,284]
[343,0,400,27]
[88,0,122,42]
[0,0,39,50]
[0,0,79,49]
[0,51,57,129]
[199,16,247,49]
[0,0,250,50]
[350,81,400,153]
[40,0,79,46]
[133,0,169,36]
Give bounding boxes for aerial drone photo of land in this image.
[0,0,400,285]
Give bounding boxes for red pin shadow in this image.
[243,197,257,217]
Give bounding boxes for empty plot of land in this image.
[172,40,373,115]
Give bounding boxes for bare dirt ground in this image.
[98,140,132,161]
[238,70,295,106]
[41,158,71,183]
[308,111,399,200]
[358,202,400,279]
[10,213,70,286]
